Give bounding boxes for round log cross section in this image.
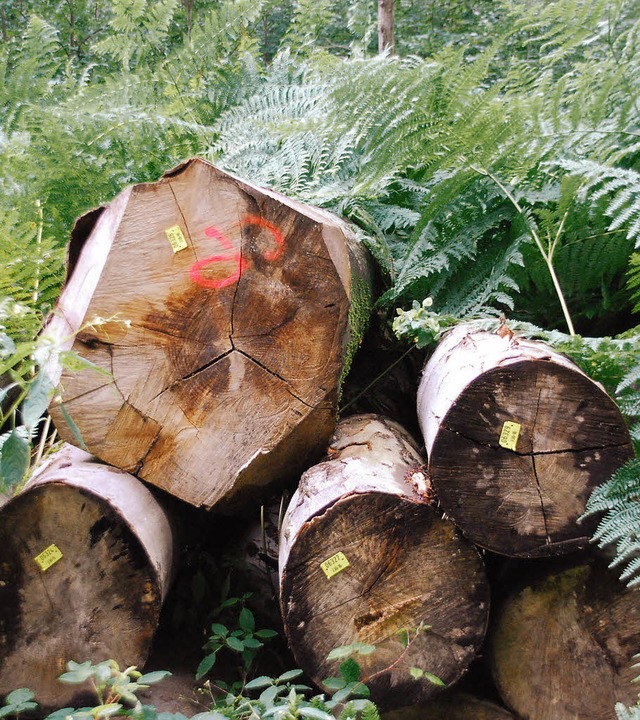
[489,561,640,719]
[0,444,175,708]
[41,159,371,510]
[279,414,489,710]
[417,327,634,558]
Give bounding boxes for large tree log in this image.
[279,414,490,710]
[417,326,634,557]
[0,444,175,708]
[382,691,515,719]
[40,159,372,510]
[489,559,640,719]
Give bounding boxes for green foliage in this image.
[629,253,640,313]
[582,459,640,587]
[196,576,277,682]
[197,603,278,681]
[0,688,38,719]
[56,659,170,716]
[617,704,640,720]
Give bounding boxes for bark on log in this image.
[279,414,490,710]
[41,158,372,510]
[489,560,640,720]
[382,691,515,719]
[0,444,175,708]
[417,326,634,558]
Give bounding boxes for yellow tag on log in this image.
[34,544,63,572]
[320,552,350,579]
[165,225,188,253]
[499,421,522,451]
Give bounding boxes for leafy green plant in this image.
[196,574,278,682]
[324,624,444,693]
[0,689,38,719]
[197,603,278,682]
[44,659,171,720]
[197,665,379,720]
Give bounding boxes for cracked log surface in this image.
[0,444,175,708]
[417,326,634,558]
[42,159,371,510]
[279,414,489,710]
[489,560,640,719]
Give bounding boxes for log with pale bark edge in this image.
[278,414,490,710]
[381,690,515,719]
[488,559,640,720]
[40,158,372,511]
[0,443,175,708]
[417,325,634,558]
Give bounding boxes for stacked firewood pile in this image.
[0,160,637,720]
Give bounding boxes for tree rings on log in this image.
[489,560,640,719]
[0,444,175,708]
[417,326,634,558]
[41,158,372,510]
[279,414,489,710]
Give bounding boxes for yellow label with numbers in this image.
[165,225,188,253]
[499,421,522,451]
[34,544,63,572]
[320,551,350,579]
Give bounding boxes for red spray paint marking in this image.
[189,216,285,289]
[189,225,245,289]
[241,215,285,262]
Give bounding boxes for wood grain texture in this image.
[0,444,175,708]
[417,327,634,557]
[382,691,515,719]
[489,561,640,720]
[279,415,489,710]
[42,159,371,510]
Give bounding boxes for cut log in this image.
[0,444,175,708]
[41,158,372,510]
[417,326,634,558]
[489,559,640,719]
[279,414,490,710]
[382,690,515,719]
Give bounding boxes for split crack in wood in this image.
[531,388,550,544]
[444,426,629,457]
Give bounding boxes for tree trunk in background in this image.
[378,0,395,54]
[417,326,634,558]
[279,414,489,711]
[41,158,372,512]
[0,444,176,708]
[489,560,640,719]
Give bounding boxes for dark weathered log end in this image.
[279,415,490,710]
[418,327,634,557]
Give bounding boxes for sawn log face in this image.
[0,445,174,708]
[419,328,634,557]
[44,159,365,509]
[489,561,640,720]
[279,415,489,710]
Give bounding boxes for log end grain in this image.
[382,691,515,719]
[0,445,175,708]
[44,159,372,510]
[279,415,490,710]
[419,329,634,557]
[489,560,640,720]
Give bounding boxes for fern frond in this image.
[628,252,640,313]
[557,160,640,246]
[583,459,640,586]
